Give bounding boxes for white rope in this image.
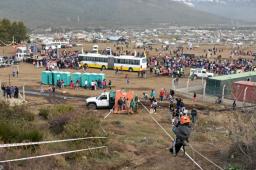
[140,102,204,170]
[104,110,113,119]
[0,146,107,163]
[188,144,224,170]
[0,137,107,148]
[140,102,224,170]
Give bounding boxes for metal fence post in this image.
[222,84,226,102]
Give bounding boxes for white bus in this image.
[78,53,147,72]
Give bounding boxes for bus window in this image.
[130,60,135,65]
[120,59,125,64]
[142,58,147,63]
[125,59,130,64]
[78,56,83,62]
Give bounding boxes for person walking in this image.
[16,70,19,78]
[170,115,191,156]
[193,92,197,103]
[52,86,56,97]
[232,100,236,110]
[108,80,112,90]
[191,108,197,124]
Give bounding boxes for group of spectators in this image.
[1,85,19,99]
[147,50,255,77]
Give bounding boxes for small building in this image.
[206,72,256,98]
[232,81,256,103]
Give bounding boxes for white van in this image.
[190,68,214,79]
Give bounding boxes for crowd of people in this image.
[1,85,19,99]
[146,45,255,77]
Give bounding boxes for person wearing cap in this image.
[170,115,191,156]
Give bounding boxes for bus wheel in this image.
[128,68,133,72]
[102,65,106,70]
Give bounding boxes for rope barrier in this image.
[139,102,204,170]
[0,137,107,148]
[0,146,107,163]
[104,110,113,119]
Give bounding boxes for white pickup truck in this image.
[190,68,214,79]
[86,91,115,109]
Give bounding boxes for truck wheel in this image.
[87,103,97,110]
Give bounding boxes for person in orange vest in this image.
[170,115,191,156]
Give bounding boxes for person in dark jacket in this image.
[170,115,191,156]
[191,108,197,123]
[14,86,19,98]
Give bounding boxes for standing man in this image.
[191,108,197,124]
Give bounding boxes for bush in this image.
[228,141,256,170]
[63,117,107,159]
[226,165,241,170]
[49,116,70,135]
[0,102,34,121]
[47,105,74,120]
[0,122,43,143]
[39,108,50,120]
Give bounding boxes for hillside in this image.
[0,0,231,28]
[183,0,256,22]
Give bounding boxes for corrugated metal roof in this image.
[209,71,256,81]
[233,81,256,86]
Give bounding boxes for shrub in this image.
[49,116,70,135]
[63,117,107,159]
[39,108,50,120]
[0,102,34,121]
[48,105,74,120]
[0,122,42,143]
[225,165,241,170]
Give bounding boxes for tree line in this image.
[0,18,28,45]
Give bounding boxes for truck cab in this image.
[190,68,214,79]
[86,91,115,109]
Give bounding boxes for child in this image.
[151,99,158,113]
